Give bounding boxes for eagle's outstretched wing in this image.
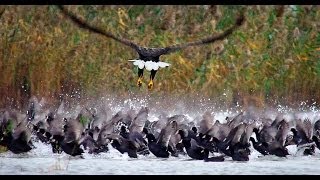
[57,5,139,51]
[58,5,245,57]
[161,13,245,55]
[0,7,5,18]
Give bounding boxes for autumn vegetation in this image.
[0,5,319,109]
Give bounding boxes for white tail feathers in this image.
[128,59,170,71]
[128,59,145,69]
[158,62,171,68]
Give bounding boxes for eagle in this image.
[57,5,245,90]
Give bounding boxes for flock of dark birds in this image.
[1,97,320,162]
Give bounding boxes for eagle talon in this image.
[137,78,143,87]
[148,80,154,90]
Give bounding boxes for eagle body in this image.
[128,47,171,71]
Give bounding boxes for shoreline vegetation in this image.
[0,5,319,109]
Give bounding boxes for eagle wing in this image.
[161,12,245,55]
[58,5,245,58]
[57,5,139,51]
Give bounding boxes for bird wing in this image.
[275,120,289,146]
[227,112,244,129]
[48,114,66,136]
[271,113,284,127]
[57,5,139,51]
[260,126,277,144]
[157,62,170,68]
[150,112,168,137]
[205,121,218,136]
[224,123,241,144]
[59,5,245,58]
[296,118,311,141]
[156,121,178,147]
[12,120,27,140]
[64,116,85,143]
[303,118,313,140]
[129,107,148,133]
[242,123,255,144]
[231,123,246,145]
[161,12,245,55]
[217,123,231,141]
[199,111,214,134]
[0,7,5,19]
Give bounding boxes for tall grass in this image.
[0,5,319,109]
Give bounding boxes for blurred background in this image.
[0,5,319,109]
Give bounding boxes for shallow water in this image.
[1,142,320,175]
[1,154,320,175]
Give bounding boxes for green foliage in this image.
[6,119,14,134]
[267,9,276,26]
[128,5,146,19]
[216,7,235,30]
[79,115,89,127]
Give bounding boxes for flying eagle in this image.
[57,6,245,90]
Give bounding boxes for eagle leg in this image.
[148,70,157,90]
